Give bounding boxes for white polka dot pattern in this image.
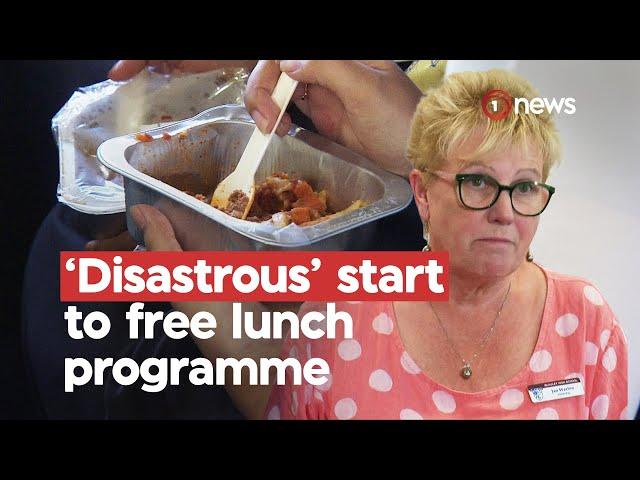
[334,398,357,419]
[372,312,394,334]
[267,406,280,420]
[338,339,362,361]
[591,394,609,420]
[369,369,393,392]
[583,285,604,306]
[400,351,422,374]
[529,350,553,372]
[536,407,559,420]
[432,391,456,414]
[584,341,599,365]
[400,408,423,420]
[555,313,579,337]
[499,389,525,410]
[602,346,617,372]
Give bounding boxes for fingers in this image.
[279,60,380,106]
[85,230,137,251]
[274,112,292,136]
[359,60,399,71]
[129,204,183,252]
[245,60,294,135]
[107,60,180,79]
[109,60,258,81]
[175,60,258,73]
[108,60,148,81]
[160,60,257,75]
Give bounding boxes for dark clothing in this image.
[22,205,245,419]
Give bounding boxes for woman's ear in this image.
[409,169,430,222]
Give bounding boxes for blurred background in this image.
[1,60,638,419]
[514,61,640,416]
[0,61,116,418]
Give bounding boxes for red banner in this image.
[60,251,449,302]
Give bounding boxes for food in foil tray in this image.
[184,172,367,227]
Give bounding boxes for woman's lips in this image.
[476,237,514,244]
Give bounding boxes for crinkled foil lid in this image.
[52,68,248,214]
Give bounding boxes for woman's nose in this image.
[488,189,515,224]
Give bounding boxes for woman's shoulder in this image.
[542,266,609,306]
[539,265,621,337]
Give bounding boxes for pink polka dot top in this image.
[265,265,628,420]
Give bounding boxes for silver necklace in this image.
[430,282,512,380]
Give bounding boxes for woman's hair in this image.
[407,69,562,183]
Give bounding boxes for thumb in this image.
[85,230,137,251]
[130,204,183,252]
[108,60,147,81]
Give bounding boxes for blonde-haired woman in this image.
[262,68,628,419]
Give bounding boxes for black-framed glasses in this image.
[455,173,555,216]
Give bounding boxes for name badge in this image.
[527,377,584,403]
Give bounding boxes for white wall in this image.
[447,61,640,417]
[516,61,640,417]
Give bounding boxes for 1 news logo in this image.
[481,89,576,120]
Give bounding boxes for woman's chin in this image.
[456,252,520,278]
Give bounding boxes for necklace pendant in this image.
[461,363,472,379]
